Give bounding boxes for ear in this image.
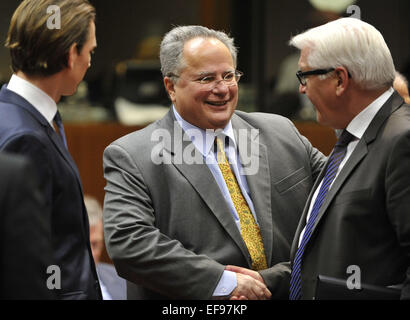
[335,67,350,96]
[164,77,176,102]
[67,43,78,70]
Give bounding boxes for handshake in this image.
[225,265,272,300]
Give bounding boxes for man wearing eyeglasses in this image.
[231,18,410,300]
[103,25,326,300]
[290,17,410,300]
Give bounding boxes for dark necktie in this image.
[53,111,68,148]
[289,129,355,300]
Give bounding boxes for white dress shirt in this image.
[7,74,58,128]
[298,87,395,246]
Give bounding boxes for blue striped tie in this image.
[289,130,354,300]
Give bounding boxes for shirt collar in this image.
[7,74,58,125]
[172,105,236,157]
[337,87,394,139]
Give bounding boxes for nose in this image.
[299,83,306,94]
[211,79,230,93]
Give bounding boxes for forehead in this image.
[298,47,311,69]
[182,37,234,72]
[85,20,97,47]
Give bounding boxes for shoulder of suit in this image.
[108,117,164,147]
[0,126,49,148]
[233,110,294,130]
[381,105,410,140]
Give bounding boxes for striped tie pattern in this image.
[215,137,268,271]
[289,130,354,300]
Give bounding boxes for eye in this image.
[223,72,235,81]
[198,76,215,84]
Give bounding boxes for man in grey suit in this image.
[103,25,325,300]
[234,18,410,300]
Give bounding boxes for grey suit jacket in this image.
[263,91,410,300]
[103,109,325,299]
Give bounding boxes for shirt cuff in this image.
[212,270,237,297]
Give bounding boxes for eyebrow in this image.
[196,70,235,77]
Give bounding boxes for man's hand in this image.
[226,265,266,283]
[226,265,271,300]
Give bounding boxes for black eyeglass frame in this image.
[296,68,353,86]
[296,68,335,86]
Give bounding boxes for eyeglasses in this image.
[296,68,335,86]
[169,70,243,90]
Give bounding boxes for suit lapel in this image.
[232,114,273,266]
[0,86,83,188]
[45,124,83,187]
[160,111,251,264]
[311,140,368,233]
[308,91,404,238]
[290,171,323,259]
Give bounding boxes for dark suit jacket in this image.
[0,85,101,299]
[0,153,56,299]
[103,109,326,299]
[264,91,410,300]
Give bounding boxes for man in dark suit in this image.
[233,17,410,300]
[103,25,326,299]
[0,0,101,299]
[85,195,126,300]
[0,153,56,299]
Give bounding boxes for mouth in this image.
[205,100,229,107]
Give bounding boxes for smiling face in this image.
[164,37,238,130]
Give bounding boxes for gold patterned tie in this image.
[215,137,268,270]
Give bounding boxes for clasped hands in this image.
[225,265,272,300]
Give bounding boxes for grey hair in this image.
[289,17,395,90]
[84,195,103,227]
[159,25,237,79]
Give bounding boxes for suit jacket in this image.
[0,85,101,300]
[103,109,326,299]
[0,153,56,299]
[265,91,410,300]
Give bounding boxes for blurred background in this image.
[1,0,409,202]
[1,0,409,263]
[1,0,409,122]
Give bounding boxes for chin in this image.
[208,116,232,130]
[61,88,77,97]
[211,107,235,122]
